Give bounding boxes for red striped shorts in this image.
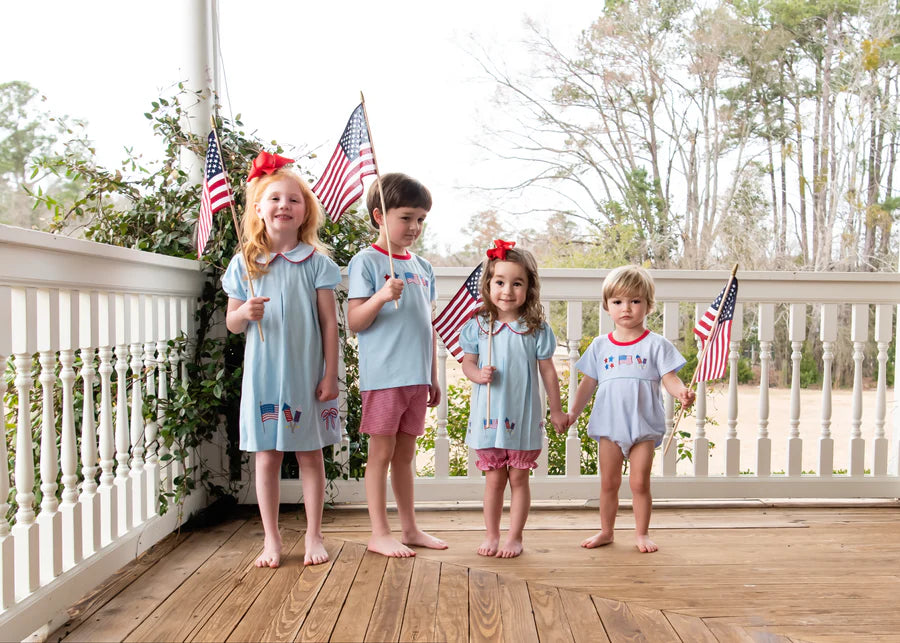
[360,385,429,437]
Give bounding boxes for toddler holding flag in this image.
[567,265,695,553]
[223,152,342,568]
[460,241,567,558]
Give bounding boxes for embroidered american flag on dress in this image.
[433,265,483,362]
[312,104,376,222]
[693,278,738,381]
[197,131,234,256]
[259,403,278,422]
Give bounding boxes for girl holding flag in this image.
[223,152,342,568]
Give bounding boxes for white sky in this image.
[2,0,600,252]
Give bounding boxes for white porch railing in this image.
[3,223,900,636]
[0,225,207,640]
[304,267,900,504]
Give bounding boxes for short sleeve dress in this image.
[222,243,342,452]
[460,316,556,451]
[576,329,685,456]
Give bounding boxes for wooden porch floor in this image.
[50,503,900,642]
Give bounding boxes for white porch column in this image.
[178,0,213,182]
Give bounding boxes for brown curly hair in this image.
[240,168,328,280]
[477,247,544,335]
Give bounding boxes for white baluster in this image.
[97,293,118,546]
[59,291,82,571]
[13,352,39,599]
[113,292,132,534]
[757,303,775,477]
[168,297,183,484]
[36,288,62,584]
[787,304,805,476]
[335,300,350,473]
[849,304,867,476]
[129,294,146,524]
[534,301,549,477]
[693,303,709,477]
[143,294,159,516]
[819,304,837,477]
[873,304,891,476]
[565,301,582,478]
[0,348,14,609]
[725,302,743,476]
[662,302,679,475]
[78,292,101,558]
[156,297,171,496]
[434,341,450,478]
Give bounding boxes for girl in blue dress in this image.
[567,265,695,553]
[460,241,568,558]
[223,152,342,568]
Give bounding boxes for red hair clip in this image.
[486,239,516,261]
[247,151,295,182]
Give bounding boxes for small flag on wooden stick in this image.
[433,265,483,362]
[197,131,235,255]
[693,277,738,381]
[313,104,376,222]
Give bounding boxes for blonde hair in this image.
[478,247,544,335]
[241,168,328,279]
[602,265,656,312]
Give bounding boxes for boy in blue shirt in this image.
[347,173,447,557]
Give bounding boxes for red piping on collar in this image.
[607,329,650,346]
[372,244,412,260]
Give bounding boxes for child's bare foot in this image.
[635,534,658,553]
[402,529,449,550]
[477,536,500,557]
[368,534,416,558]
[304,533,329,566]
[496,537,523,558]
[255,535,282,568]
[581,531,614,548]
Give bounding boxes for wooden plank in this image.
[497,575,538,643]
[741,630,794,643]
[702,619,755,643]
[661,611,717,643]
[365,556,415,642]
[469,567,503,643]
[626,604,679,642]
[62,519,244,642]
[435,563,468,643]
[50,530,188,641]
[190,527,303,642]
[330,551,388,643]
[528,583,574,643]
[399,557,441,642]
[126,520,264,642]
[558,588,610,643]
[296,540,366,642]
[227,538,341,642]
[591,596,647,643]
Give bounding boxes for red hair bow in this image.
[486,239,516,261]
[247,151,295,182]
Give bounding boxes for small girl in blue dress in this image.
[460,240,568,558]
[567,265,695,553]
[223,152,342,568]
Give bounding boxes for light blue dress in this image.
[222,243,342,452]
[576,330,685,456]
[460,316,556,451]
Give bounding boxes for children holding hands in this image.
[460,241,567,558]
[223,152,342,568]
[567,265,695,553]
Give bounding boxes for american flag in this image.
[259,403,279,423]
[433,265,483,362]
[313,104,376,222]
[693,278,738,381]
[197,131,234,256]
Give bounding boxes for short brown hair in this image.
[601,265,656,312]
[365,173,432,228]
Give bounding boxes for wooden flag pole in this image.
[486,316,493,421]
[360,92,399,310]
[663,263,738,456]
[209,116,265,342]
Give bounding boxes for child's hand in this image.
[316,375,339,402]
[566,411,578,428]
[377,277,404,304]
[679,387,696,408]
[240,296,270,321]
[473,365,496,385]
[550,410,569,434]
[427,382,441,407]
